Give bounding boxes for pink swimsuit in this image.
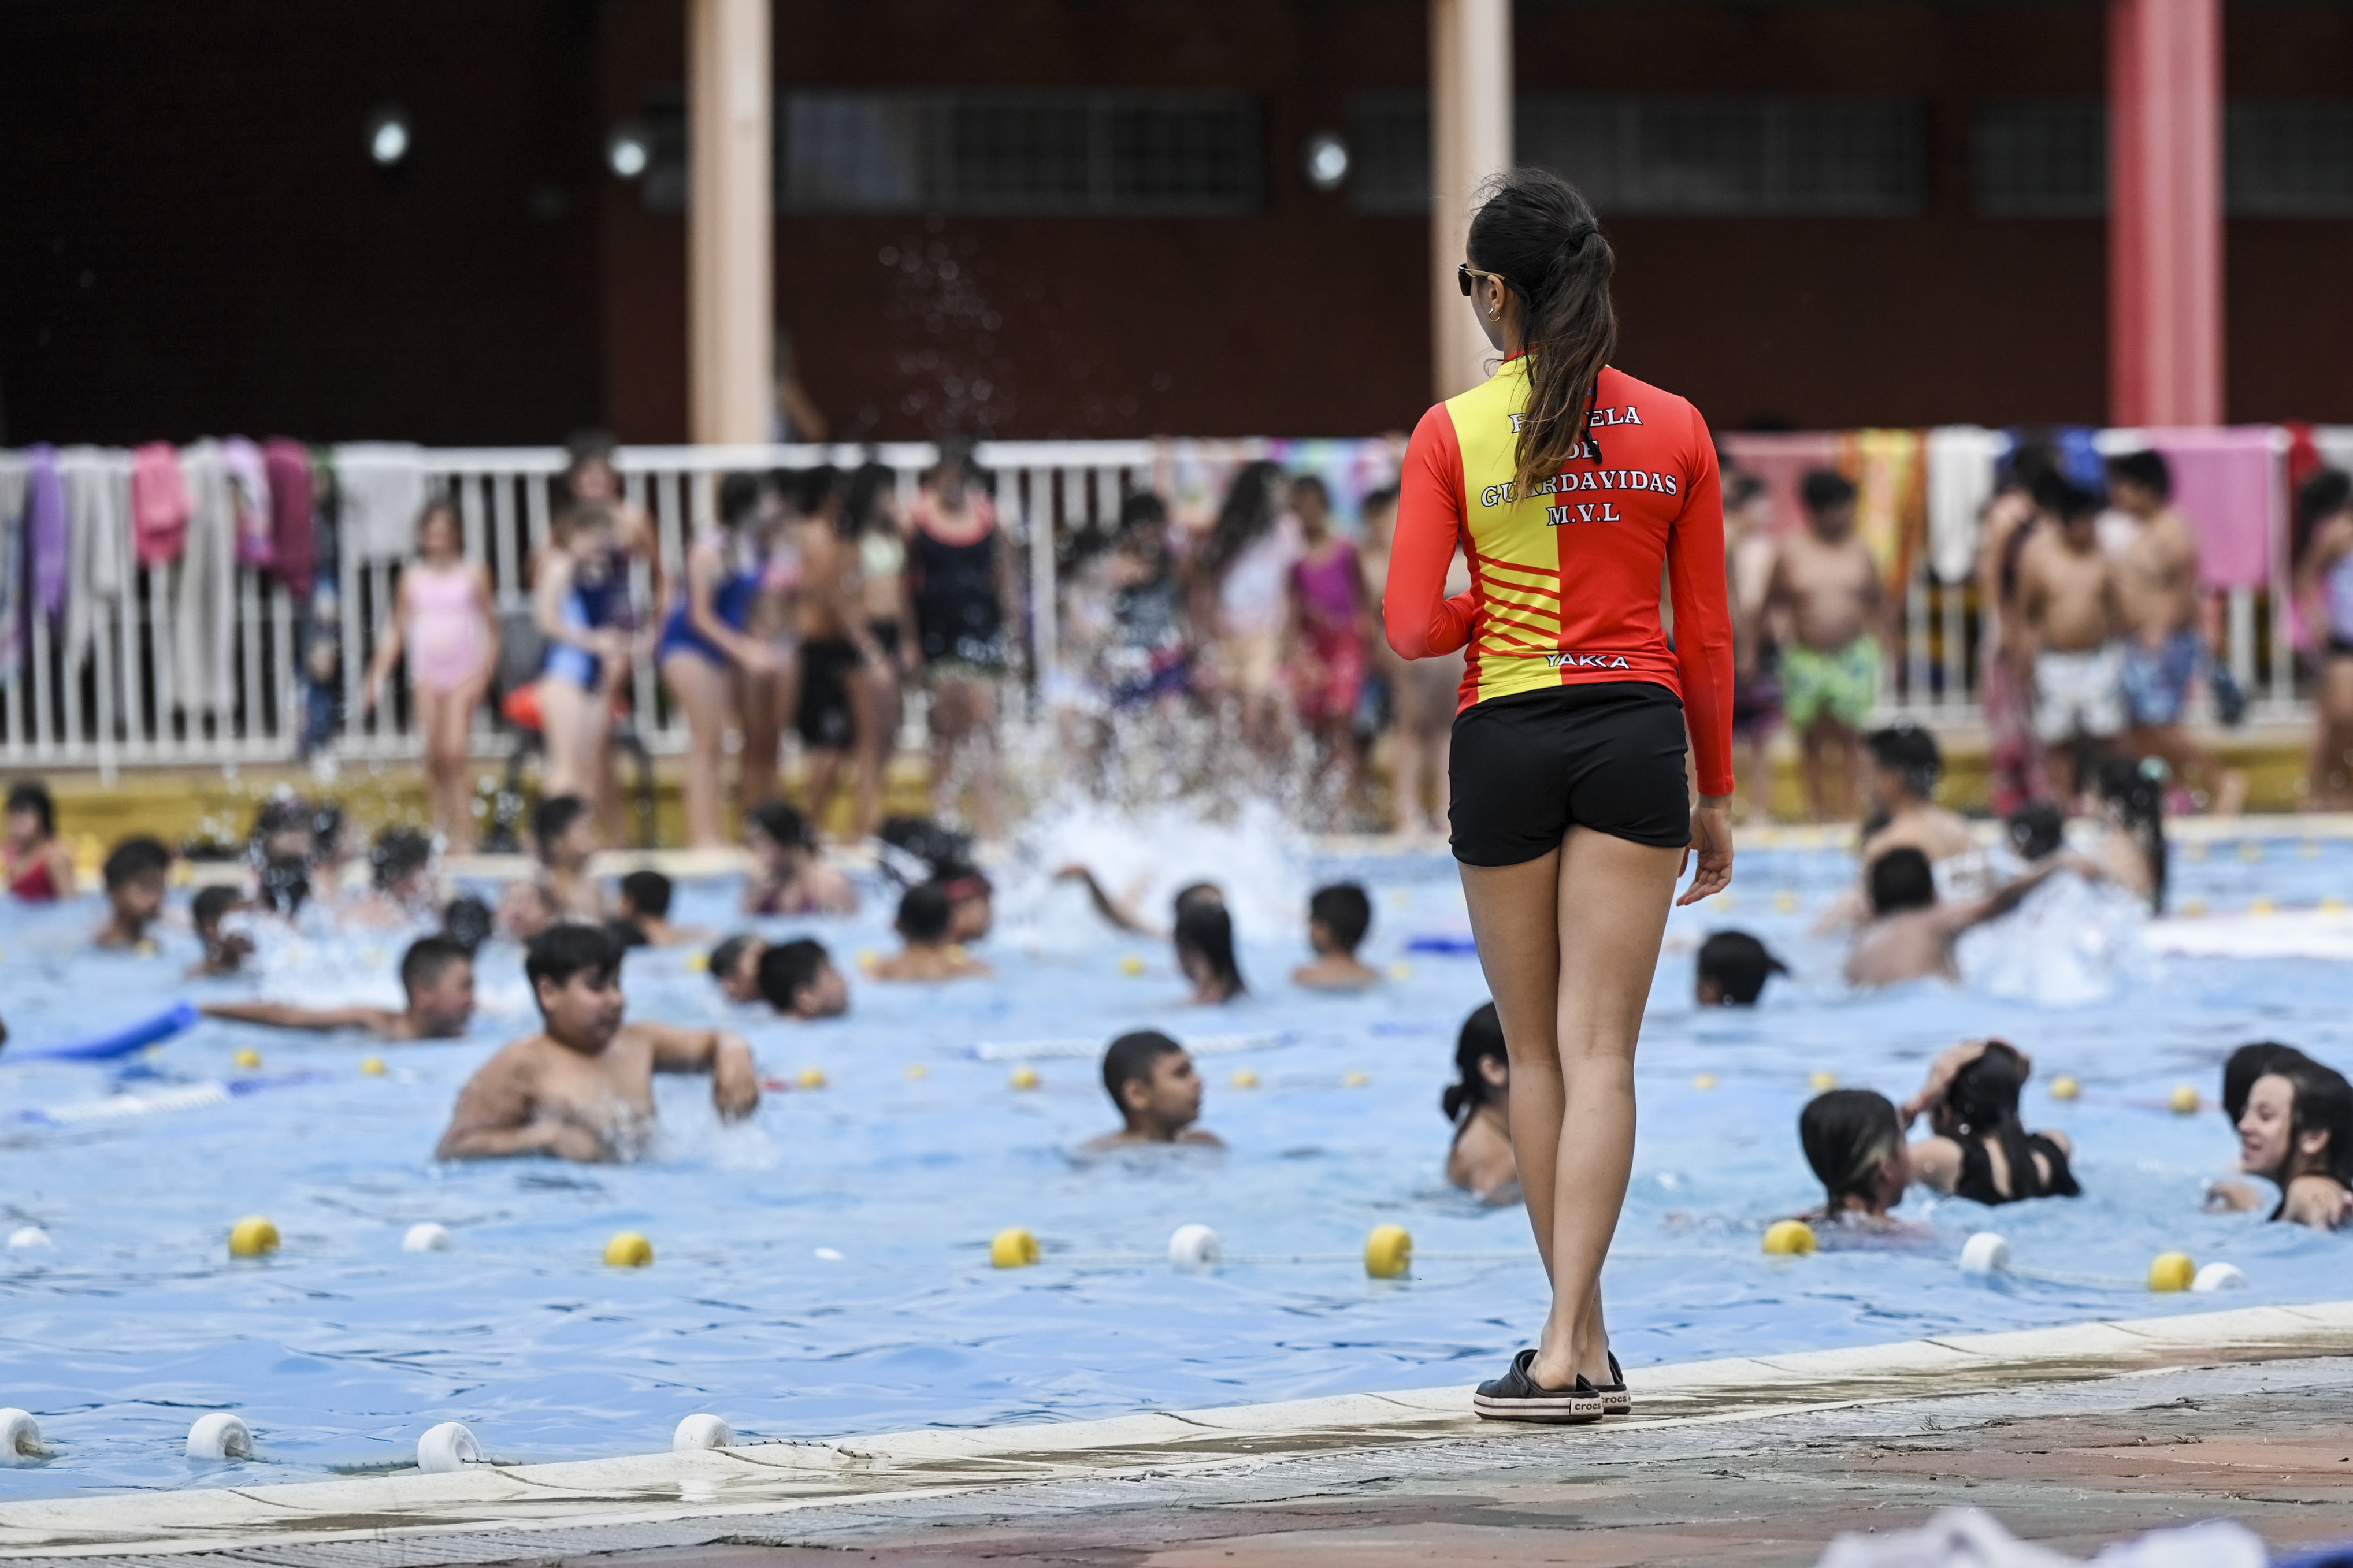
[404,564,487,693]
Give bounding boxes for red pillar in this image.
[2109,0,2224,426]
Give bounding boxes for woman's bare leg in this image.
[420,688,479,853]
[852,663,900,839]
[1460,827,1683,1390]
[737,660,793,813]
[537,679,603,801]
[663,652,734,848]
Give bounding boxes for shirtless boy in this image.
[203,936,477,1041]
[499,794,606,939]
[1292,882,1379,990]
[2107,451,2246,813]
[1724,470,1783,820]
[1078,1030,1223,1153]
[1766,470,1884,822]
[435,924,758,1162]
[756,937,851,1018]
[1844,846,2075,989]
[867,881,992,982]
[95,837,171,950]
[2016,473,2126,802]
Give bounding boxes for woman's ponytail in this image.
[1466,169,1617,498]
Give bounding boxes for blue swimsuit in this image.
[543,552,633,689]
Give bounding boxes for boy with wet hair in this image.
[869,882,992,982]
[1080,1029,1222,1151]
[203,935,479,1041]
[187,885,254,978]
[348,827,437,927]
[1695,930,1787,1006]
[756,937,850,1018]
[96,837,172,950]
[500,793,605,938]
[617,869,706,948]
[707,934,768,1003]
[1293,882,1379,990]
[1844,846,2079,989]
[436,924,758,1162]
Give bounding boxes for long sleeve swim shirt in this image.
[1382,360,1736,797]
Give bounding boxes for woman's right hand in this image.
[1675,797,1734,906]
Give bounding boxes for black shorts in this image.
[795,639,860,749]
[1448,682,1691,865]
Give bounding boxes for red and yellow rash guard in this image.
[1382,359,1736,798]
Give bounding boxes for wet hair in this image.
[2277,1059,2353,1190]
[1442,1002,1507,1123]
[2031,469,2103,523]
[875,815,971,881]
[719,471,767,528]
[250,797,311,854]
[619,869,672,919]
[5,781,55,838]
[257,854,310,915]
[1308,882,1371,953]
[605,917,651,949]
[1196,460,1285,582]
[104,835,171,890]
[1723,469,1766,510]
[400,935,472,998]
[191,883,242,933]
[757,938,833,1012]
[937,863,992,905]
[1697,930,1787,1006]
[1942,1041,2072,1199]
[524,922,621,999]
[748,800,814,853]
[371,827,433,890]
[1466,168,1615,495]
[1801,469,1856,514]
[2005,802,2067,863]
[1799,1089,1904,1211]
[845,462,897,536]
[1172,881,1224,919]
[1866,847,1936,915]
[441,894,495,954]
[1103,1028,1184,1110]
[533,794,592,856]
[2295,469,2352,564]
[1174,901,1245,997]
[2224,1041,2311,1125]
[1118,491,1168,532]
[708,933,760,985]
[2106,449,2171,500]
[2095,756,2168,913]
[309,801,345,861]
[896,881,954,945]
[1865,722,1943,800]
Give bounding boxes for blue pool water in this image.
[1,809,2348,1499]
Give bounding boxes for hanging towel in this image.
[331,443,427,562]
[2142,426,2282,592]
[170,440,239,715]
[131,442,191,567]
[1925,426,2010,585]
[262,439,315,597]
[1716,431,1844,538]
[27,448,68,620]
[1843,428,1925,586]
[220,437,274,570]
[61,447,133,672]
[0,451,27,683]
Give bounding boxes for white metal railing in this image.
[0,438,2309,776]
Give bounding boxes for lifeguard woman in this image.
[1382,169,1735,1422]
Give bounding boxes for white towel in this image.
[2313,425,2353,481]
[1925,426,2009,585]
[332,443,428,562]
[60,446,133,672]
[171,440,239,715]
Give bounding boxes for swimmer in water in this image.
[435,924,758,1162]
[1175,898,1245,1004]
[1694,930,1786,1006]
[1797,1088,1915,1227]
[2220,1054,2353,1229]
[742,800,857,917]
[1293,882,1379,990]
[499,794,607,939]
[2204,1041,2311,1213]
[187,885,254,978]
[1899,1039,2080,1204]
[1844,845,2079,989]
[95,837,171,951]
[1443,1002,1517,1205]
[202,936,479,1041]
[867,882,992,982]
[706,933,769,1004]
[756,937,850,1018]
[1079,1029,1222,1152]
[344,828,439,930]
[1051,864,1222,938]
[615,870,710,948]
[1816,724,1988,931]
[938,865,994,945]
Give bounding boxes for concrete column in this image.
[2108,0,2223,426]
[1430,0,1512,402]
[688,0,773,444]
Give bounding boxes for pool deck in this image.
[3,1299,2349,1566]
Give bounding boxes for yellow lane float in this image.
[1364,1223,1412,1279]
[1762,1220,1817,1256]
[990,1227,1040,1268]
[228,1216,280,1258]
[604,1231,655,1268]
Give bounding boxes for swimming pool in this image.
[1,805,2348,1499]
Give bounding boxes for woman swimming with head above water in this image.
[1901,1039,2080,1205]
[1443,1003,1517,1205]
[2233,1057,2353,1230]
[1798,1089,1914,1224]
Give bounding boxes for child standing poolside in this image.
[1080,1030,1222,1152]
[1293,882,1378,990]
[363,499,498,853]
[1284,476,1369,809]
[95,837,170,950]
[3,781,75,902]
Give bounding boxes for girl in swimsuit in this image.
[740,800,857,916]
[3,780,74,902]
[1443,1003,1519,1206]
[1190,462,1301,770]
[1285,475,1370,811]
[1798,1088,1917,1227]
[363,500,498,852]
[658,472,790,848]
[847,463,916,842]
[551,435,668,833]
[907,441,1012,839]
[1901,1039,2080,1206]
[535,503,641,809]
[2234,1057,2353,1231]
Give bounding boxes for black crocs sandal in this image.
[1471,1348,1605,1424]
[1595,1351,1631,1416]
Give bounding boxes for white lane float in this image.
[1167,1224,1222,1272]
[673,1414,733,1451]
[185,1413,253,1461]
[402,1223,454,1253]
[415,1421,481,1473]
[0,1409,41,1466]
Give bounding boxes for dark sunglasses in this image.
[1456,263,1511,297]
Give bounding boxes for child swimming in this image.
[1079,1030,1222,1152]
[1292,882,1379,990]
[706,934,768,1003]
[1175,898,1245,1004]
[95,837,171,950]
[187,885,253,978]
[3,781,75,902]
[1442,1002,1517,1205]
[499,794,607,939]
[1899,1039,2080,1205]
[1844,846,2075,988]
[868,882,992,982]
[1694,930,1787,1006]
[2229,1056,2353,1230]
[436,924,758,1162]
[202,936,478,1041]
[1797,1088,1914,1225]
[743,801,857,916]
[344,828,437,929]
[756,938,850,1018]
[615,870,708,948]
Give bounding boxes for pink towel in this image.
[1717,431,1845,539]
[131,443,191,567]
[2143,426,2281,591]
